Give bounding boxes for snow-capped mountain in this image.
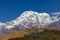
[46,20,60,30]
[0,11,60,37]
[0,11,60,30]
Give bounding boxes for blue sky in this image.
[0,0,60,22]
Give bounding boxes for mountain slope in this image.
[0,28,44,40]
[8,30,60,40]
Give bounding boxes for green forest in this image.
[8,30,60,40]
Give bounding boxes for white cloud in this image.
[52,12,60,15]
[50,12,60,20]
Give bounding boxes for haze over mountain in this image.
[0,11,60,37]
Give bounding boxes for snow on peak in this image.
[0,11,60,29]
